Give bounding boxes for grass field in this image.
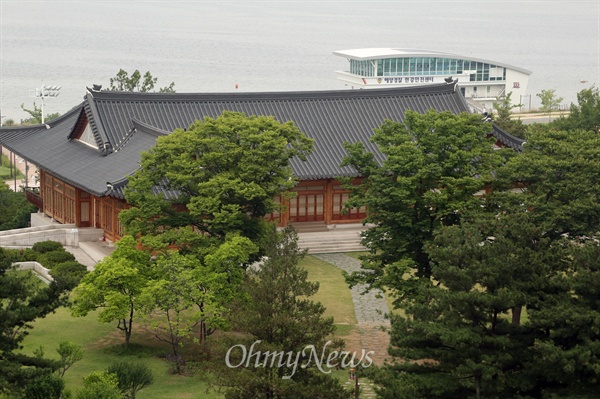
[21,308,218,398]
[0,164,24,180]
[302,255,357,325]
[19,254,361,397]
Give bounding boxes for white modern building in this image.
[334,48,531,111]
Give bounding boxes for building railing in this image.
[25,187,43,210]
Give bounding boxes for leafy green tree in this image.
[139,234,257,371]
[106,360,153,399]
[537,88,563,121]
[20,102,60,124]
[341,110,511,293]
[492,91,527,138]
[139,251,215,368]
[554,86,600,131]
[119,111,313,249]
[56,341,84,378]
[75,371,121,399]
[0,248,65,396]
[71,236,151,347]
[212,226,350,399]
[496,127,600,237]
[107,69,175,93]
[0,183,36,231]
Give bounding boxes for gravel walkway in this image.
[313,253,390,325]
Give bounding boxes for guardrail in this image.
[25,187,43,209]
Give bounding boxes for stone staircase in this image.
[294,222,368,254]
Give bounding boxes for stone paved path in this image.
[314,253,390,324]
[313,253,391,367]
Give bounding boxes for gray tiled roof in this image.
[0,82,520,198]
[491,124,525,151]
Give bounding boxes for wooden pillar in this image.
[324,179,333,225]
[280,196,290,227]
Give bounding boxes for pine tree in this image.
[213,225,350,399]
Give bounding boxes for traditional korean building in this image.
[0,82,523,242]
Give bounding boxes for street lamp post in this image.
[13,153,17,191]
[34,85,61,124]
[19,158,29,189]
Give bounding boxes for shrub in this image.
[18,248,39,262]
[56,340,84,377]
[50,261,88,291]
[1,248,22,264]
[32,241,64,254]
[38,250,76,268]
[23,373,65,399]
[106,360,154,399]
[75,371,121,399]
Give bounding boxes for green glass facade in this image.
[349,57,507,82]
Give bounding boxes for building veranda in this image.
[0,82,523,242]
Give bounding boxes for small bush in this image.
[18,248,39,262]
[107,360,154,399]
[1,248,22,263]
[38,250,76,268]
[32,241,64,254]
[23,373,65,399]
[50,261,88,291]
[75,371,121,399]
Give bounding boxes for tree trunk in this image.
[511,306,522,326]
[126,308,134,347]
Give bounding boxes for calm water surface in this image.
[0,0,598,121]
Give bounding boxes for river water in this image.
[0,0,598,122]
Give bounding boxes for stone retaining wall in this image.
[0,225,103,247]
[13,261,53,284]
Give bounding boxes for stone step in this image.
[299,239,363,247]
[298,233,363,243]
[290,221,330,233]
[77,241,116,265]
[298,228,366,253]
[305,245,366,254]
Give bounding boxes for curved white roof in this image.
[334,48,532,75]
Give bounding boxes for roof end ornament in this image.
[101,142,113,156]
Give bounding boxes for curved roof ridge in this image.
[87,82,458,103]
[0,103,84,132]
[84,90,113,155]
[491,123,525,151]
[46,103,85,128]
[0,124,48,133]
[131,118,171,137]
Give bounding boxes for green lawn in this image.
[301,255,357,326]
[21,308,220,398]
[0,164,24,180]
